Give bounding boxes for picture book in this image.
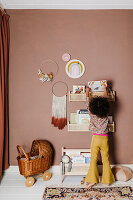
[88,80,107,92]
[73,85,85,94]
[77,110,90,124]
[70,113,77,124]
[72,155,85,163]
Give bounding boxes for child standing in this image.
[85,97,115,188]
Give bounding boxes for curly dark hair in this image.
[89,97,110,118]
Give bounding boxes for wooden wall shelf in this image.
[68,122,89,132]
[69,91,86,102]
[68,88,116,132]
[68,121,115,132]
[89,90,115,102]
[69,90,116,102]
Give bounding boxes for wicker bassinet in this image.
[17,140,53,177]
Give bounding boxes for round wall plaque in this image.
[65,59,85,78]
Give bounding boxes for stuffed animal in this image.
[112,165,133,181]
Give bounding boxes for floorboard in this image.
[0,166,133,200]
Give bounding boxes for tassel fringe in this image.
[51,117,67,130]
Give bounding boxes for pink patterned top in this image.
[88,110,108,135]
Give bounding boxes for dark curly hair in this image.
[89,97,110,118]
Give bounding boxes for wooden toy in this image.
[25,177,35,187]
[104,85,107,97]
[86,87,90,98]
[81,180,84,184]
[43,171,52,181]
[17,140,53,187]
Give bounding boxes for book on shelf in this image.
[81,152,91,164]
[78,110,89,114]
[77,110,90,124]
[72,155,85,163]
[73,85,85,94]
[70,113,77,124]
[64,150,91,164]
[88,80,107,92]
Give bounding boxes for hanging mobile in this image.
[51,81,68,130]
[38,59,59,83]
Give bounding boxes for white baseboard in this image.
[4,165,60,174]
[4,164,133,175]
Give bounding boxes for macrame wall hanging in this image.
[38,59,59,83]
[51,81,68,130]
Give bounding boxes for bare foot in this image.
[86,183,96,189]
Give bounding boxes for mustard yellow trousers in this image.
[85,135,115,184]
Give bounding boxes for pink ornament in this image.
[62,53,71,62]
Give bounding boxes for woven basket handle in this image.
[35,140,42,159]
[17,145,29,161]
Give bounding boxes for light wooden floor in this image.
[0,166,133,200]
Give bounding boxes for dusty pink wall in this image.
[8,10,133,165]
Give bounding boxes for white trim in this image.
[4,165,60,175]
[4,164,133,175]
[1,0,133,9]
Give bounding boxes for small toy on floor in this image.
[81,176,86,185]
[81,180,84,185]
